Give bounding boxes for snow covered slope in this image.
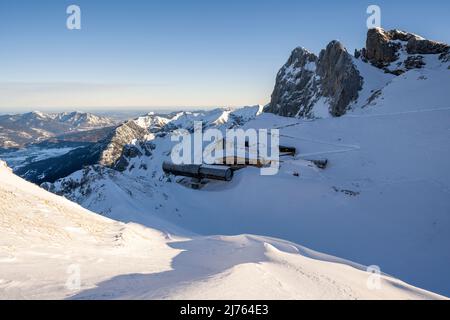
[0,161,444,299]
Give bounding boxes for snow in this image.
[351,64,450,115]
[134,115,170,131]
[304,61,317,72]
[131,106,263,133]
[231,104,264,120]
[0,145,83,170]
[0,164,444,299]
[311,97,331,119]
[352,57,395,109]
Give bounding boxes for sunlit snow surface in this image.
[0,162,444,299]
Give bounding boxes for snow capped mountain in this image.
[0,111,117,149]
[265,27,449,119]
[132,105,263,133]
[0,161,444,299]
[55,111,115,128]
[133,113,171,133]
[360,28,450,74]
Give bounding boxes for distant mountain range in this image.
[0,111,117,149]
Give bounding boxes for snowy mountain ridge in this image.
[132,105,264,132]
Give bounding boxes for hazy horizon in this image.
[1,0,450,111]
[0,105,229,117]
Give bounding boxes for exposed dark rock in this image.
[317,41,363,117]
[265,41,362,118]
[364,28,408,67]
[440,51,450,64]
[42,165,112,201]
[405,55,425,70]
[122,145,143,159]
[264,47,319,118]
[112,141,155,172]
[363,90,383,108]
[113,156,130,172]
[99,121,149,167]
[266,27,449,119]
[364,28,450,70]
[407,37,449,55]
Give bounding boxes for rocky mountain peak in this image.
[264,48,319,118]
[287,47,318,67]
[317,41,363,117]
[361,27,450,73]
[265,39,361,118]
[265,27,449,119]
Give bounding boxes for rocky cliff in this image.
[266,27,449,118]
[265,40,362,118]
[360,28,450,74]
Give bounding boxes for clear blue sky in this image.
[0,0,449,111]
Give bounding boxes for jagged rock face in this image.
[99,121,150,168]
[265,48,319,118]
[363,28,450,71]
[113,141,155,172]
[407,36,449,55]
[265,42,362,118]
[364,29,413,67]
[317,41,363,117]
[404,55,425,70]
